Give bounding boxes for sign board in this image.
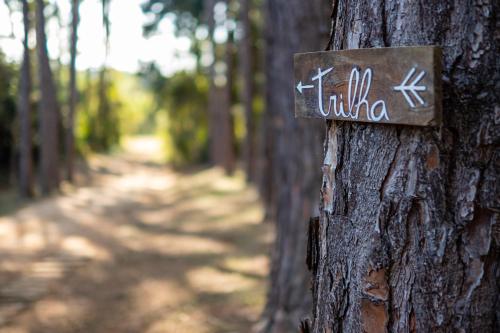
[294,46,442,126]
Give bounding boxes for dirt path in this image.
[0,137,272,333]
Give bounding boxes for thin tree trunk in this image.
[66,0,79,181]
[18,0,33,197]
[257,0,331,332]
[36,0,60,194]
[258,0,276,223]
[53,2,63,95]
[96,0,111,151]
[205,0,218,167]
[308,1,499,332]
[206,0,236,174]
[220,24,236,174]
[239,0,256,182]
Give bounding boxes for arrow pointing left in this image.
[296,81,314,94]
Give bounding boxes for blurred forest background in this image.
[0,0,330,332]
[0,0,267,189]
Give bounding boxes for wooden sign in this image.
[294,46,442,126]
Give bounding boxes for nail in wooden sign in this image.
[294,46,442,126]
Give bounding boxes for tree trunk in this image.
[18,0,33,197]
[52,1,64,97]
[257,0,331,332]
[308,1,499,332]
[205,0,220,168]
[219,24,236,174]
[94,0,112,151]
[36,0,60,194]
[66,0,79,182]
[239,0,256,182]
[206,0,236,174]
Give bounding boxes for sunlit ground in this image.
[0,136,273,333]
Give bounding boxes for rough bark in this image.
[18,0,33,197]
[257,0,331,332]
[65,0,79,182]
[36,0,60,194]
[308,1,499,332]
[239,0,256,182]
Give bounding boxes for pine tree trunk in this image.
[239,0,256,182]
[205,0,222,170]
[308,1,499,332]
[36,0,60,194]
[18,0,33,197]
[220,25,236,174]
[95,0,111,151]
[208,0,236,174]
[205,0,215,159]
[66,0,79,182]
[257,0,331,332]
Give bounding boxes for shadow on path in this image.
[0,137,273,333]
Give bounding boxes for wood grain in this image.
[294,46,442,126]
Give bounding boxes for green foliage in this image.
[92,74,120,151]
[76,70,120,153]
[141,0,204,37]
[163,71,209,165]
[115,71,156,135]
[139,64,209,165]
[75,69,157,154]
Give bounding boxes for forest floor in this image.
[0,136,273,333]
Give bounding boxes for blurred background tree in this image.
[36,0,61,194]
[65,0,79,181]
[0,2,293,197]
[0,1,317,329]
[257,1,330,332]
[17,0,34,197]
[0,51,16,189]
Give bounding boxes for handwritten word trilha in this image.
[311,67,389,121]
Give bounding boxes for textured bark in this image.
[239,0,257,182]
[65,0,79,182]
[36,0,60,194]
[258,0,331,332]
[309,1,499,332]
[18,0,33,197]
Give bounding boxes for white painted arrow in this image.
[393,67,427,108]
[296,81,314,94]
